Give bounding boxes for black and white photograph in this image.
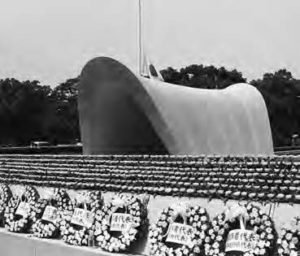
[0,0,299,255]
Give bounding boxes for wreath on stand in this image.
[4,186,40,233]
[149,203,210,256]
[277,219,300,256]
[94,194,148,252]
[32,188,72,238]
[61,191,103,246]
[204,203,277,256]
[0,184,12,226]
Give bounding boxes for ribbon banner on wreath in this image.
[42,205,59,224]
[225,229,258,253]
[166,222,195,247]
[110,213,134,232]
[15,201,30,217]
[71,207,94,228]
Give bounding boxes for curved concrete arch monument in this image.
[78,57,273,155]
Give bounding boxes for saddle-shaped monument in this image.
[78,57,273,155]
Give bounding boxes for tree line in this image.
[0,77,79,146]
[0,65,299,148]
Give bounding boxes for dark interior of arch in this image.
[78,57,168,154]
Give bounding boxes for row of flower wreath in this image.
[0,183,300,255]
[0,184,148,252]
[149,203,299,256]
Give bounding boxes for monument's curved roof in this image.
[78,57,273,155]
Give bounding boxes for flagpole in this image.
[138,0,142,75]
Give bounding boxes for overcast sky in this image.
[0,0,299,86]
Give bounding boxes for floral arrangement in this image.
[149,203,210,256]
[32,189,72,238]
[0,184,12,226]
[4,186,40,233]
[0,155,299,204]
[94,194,148,252]
[61,191,102,246]
[204,203,277,256]
[277,219,300,256]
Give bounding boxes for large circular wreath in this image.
[277,226,300,256]
[33,189,72,238]
[61,191,103,246]
[204,203,277,256]
[149,203,210,256]
[0,184,12,226]
[94,194,148,252]
[4,186,40,233]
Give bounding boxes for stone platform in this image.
[0,228,143,256]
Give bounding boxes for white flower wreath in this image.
[94,194,148,252]
[61,191,103,246]
[149,203,210,256]
[4,186,40,233]
[33,188,72,238]
[277,220,300,256]
[0,184,12,226]
[204,203,277,256]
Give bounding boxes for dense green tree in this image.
[0,77,80,146]
[0,78,52,146]
[251,69,300,147]
[48,77,80,144]
[161,64,246,89]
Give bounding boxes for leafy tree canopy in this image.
[251,69,300,147]
[0,77,79,146]
[161,64,246,89]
